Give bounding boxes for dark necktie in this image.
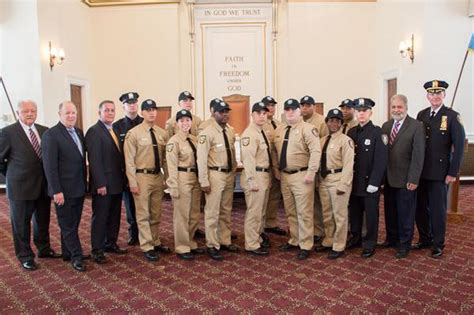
[279,126,291,171]
[342,123,348,134]
[261,130,272,168]
[320,135,331,178]
[430,110,436,119]
[29,128,41,158]
[187,137,198,175]
[149,128,161,170]
[222,128,233,169]
[271,120,277,130]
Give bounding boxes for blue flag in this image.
[469,33,474,53]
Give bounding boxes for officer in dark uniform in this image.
[112,92,143,246]
[347,98,388,258]
[414,80,465,258]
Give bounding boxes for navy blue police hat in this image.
[339,99,355,108]
[423,80,449,93]
[325,108,344,122]
[141,99,158,111]
[176,109,193,121]
[353,98,375,110]
[178,91,195,102]
[300,95,316,105]
[284,98,300,110]
[252,101,269,113]
[119,92,139,104]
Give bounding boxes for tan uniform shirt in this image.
[262,118,281,143]
[274,119,322,178]
[197,118,236,187]
[198,118,213,134]
[320,130,354,192]
[165,114,203,138]
[124,122,169,188]
[304,112,329,138]
[342,118,358,135]
[240,122,272,184]
[165,131,197,197]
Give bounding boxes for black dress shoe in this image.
[279,243,298,251]
[431,248,443,258]
[191,248,205,255]
[313,235,323,244]
[347,238,362,249]
[412,242,433,250]
[38,249,62,259]
[264,227,287,236]
[220,244,239,252]
[104,245,128,254]
[154,245,171,254]
[297,249,310,260]
[361,248,375,258]
[177,252,195,260]
[144,250,159,262]
[207,247,224,261]
[128,237,139,246]
[62,254,91,262]
[71,260,86,272]
[314,244,331,252]
[231,233,238,240]
[328,250,345,260]
[260,239,271,249]
[22,260,38,271]
[92,253,107,264]
[246,248,269,256]
[378,241,396,249]
[395,249,409,259]
[194,229,206,239]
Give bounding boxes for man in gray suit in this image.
[381,94,425,258]
[0,100,61,271]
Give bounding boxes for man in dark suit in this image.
[113,92,143,246]
[0,100,61,271]
[42,101,88,272]
[85,100,127,265]
[381,94,425,258]
[347,98,388,258]
[414,80,465,258]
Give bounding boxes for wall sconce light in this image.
[49,41,65,71]
[399,34,415,63]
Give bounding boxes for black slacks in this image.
[91,193,122,254]
[55,196,84,261]
[349,194,380,250]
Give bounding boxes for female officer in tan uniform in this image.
[166,109,204,260]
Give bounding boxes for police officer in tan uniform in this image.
[166,109,205,261]
[241,102,277,256]
[124,99,171,262]
[339,99,358,134]
[316,108,354,259]
[275,99,321,260]
[197,100,238,261]
[261,96,286,238]
[197,98,221,133]
[299,95,328,245]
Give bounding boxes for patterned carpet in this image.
[0,186,473,314]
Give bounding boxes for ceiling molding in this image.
[82,0,180,7]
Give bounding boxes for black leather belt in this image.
[256,167,270,173]
[209,166,232,173]
[178,167,197,173]
[282,167,308,174]
[136,168,160,174]
[322,168,343,177]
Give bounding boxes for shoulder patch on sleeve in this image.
[241,137,250,146]
[166,143,174,152]
[381,134,388,145]
[199,135,207,144]
[348,139,354,149]
[311,128,318,137]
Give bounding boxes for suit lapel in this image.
[391,117,410,147]
[58,123,83,157]
[98,121,120,153]
[14,122,40,159]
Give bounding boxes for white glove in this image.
[366,185,379,193]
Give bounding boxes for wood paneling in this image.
[223,94,250,136]
[70,85,83,130]
[155,107,172,129]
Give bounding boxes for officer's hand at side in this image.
[406,183,418,191]
[304,175,314,184]
[97,186,107,196]
[445,175,456,185]
[336,190,345,195]
[202,186,211,194]
[53,193,65,206]
[366,185,378,193]
[130,186,140,195]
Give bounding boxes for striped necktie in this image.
[29,128,41,158]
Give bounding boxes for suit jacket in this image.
[41,122,87,198]
[381,116,425,188]
[85,120,125,195]
[0,121,49,200]
[416,105,465,181]
[347,121,388,196]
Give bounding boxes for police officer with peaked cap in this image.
[339,99,358,134]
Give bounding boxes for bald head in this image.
[58,101,78,128]
[17,100,38,127]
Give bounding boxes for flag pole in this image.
[450,50,469,109]
[0,76,17,121]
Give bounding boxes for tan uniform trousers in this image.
[319,174,350,252]
[133,173,164,252]
[204,170,234,249]
[265,175,281,229]
[173,171,201,254]
[314,177,325,238]
[281,172,315,250]
[241,171,271,250]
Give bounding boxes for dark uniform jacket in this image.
[416,105,465,181]
[112,115,144,152]
[0,122,49,200]
[347,121,388,196]
[85,120,125,195]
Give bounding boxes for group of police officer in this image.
[2,79,465,271]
